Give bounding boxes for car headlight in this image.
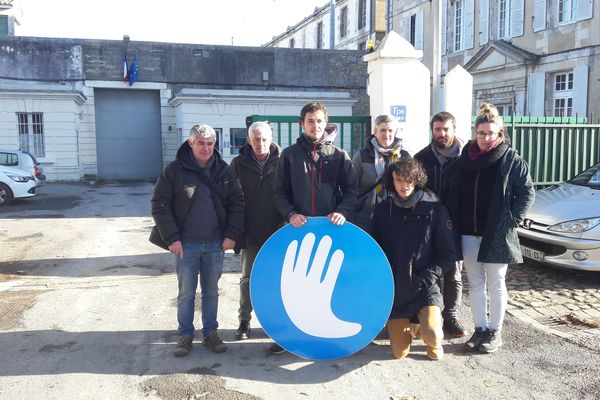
[7,174,32,183]
[548,217,600,233]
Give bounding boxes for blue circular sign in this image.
[250,217,394,360]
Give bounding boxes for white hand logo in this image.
[281,233,362,338]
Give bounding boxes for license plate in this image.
[521,245,544,262]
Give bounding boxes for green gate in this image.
[504,116,600,187]
[246,115,371,157]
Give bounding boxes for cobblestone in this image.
[505,263,600,338]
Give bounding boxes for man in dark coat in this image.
[230,121,283,341]
[270,101,359,354]
[414,111,466,338]
[151,123,244,357]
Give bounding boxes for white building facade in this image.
[266,0,600,119]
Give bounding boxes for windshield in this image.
[569,163,600,188]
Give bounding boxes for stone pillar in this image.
[363,31,431,155]
[443,64,473,144]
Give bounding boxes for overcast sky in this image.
[15,0,327,46]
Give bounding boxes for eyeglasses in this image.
[475,131,498,139]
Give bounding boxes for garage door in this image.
[94,89,163,180]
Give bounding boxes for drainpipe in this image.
[330,0,335,49]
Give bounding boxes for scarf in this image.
[390,188,424,209]
[372,136,404,202]
[462,140,509,172]
[467,137,502,160]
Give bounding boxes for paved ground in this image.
[0,182,599,400]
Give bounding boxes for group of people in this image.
[150,101,534,361]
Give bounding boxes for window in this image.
[558,0,576,23]
[358,0,367,30]
[558,0,593,24]
[17,112,45,157]
[498,0,512,39]
[0,152,18,167]
[340,6,348,38]
[454,1,464,51]
[213,128,222,152]
[553,72,574,117]
[316,22,323,49]
[496,104,514,116]
[230,128,247,155]
[409,14,416,46]
[0,15,9,36]
[289,38,295,48]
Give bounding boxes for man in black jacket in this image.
[270,102,359,354]
[151,123,244,357]
[414,111,466,338]
[230,121,283,341]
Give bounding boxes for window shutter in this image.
[403,16,411,40]
[527,72,545,116]
[533,0,547,32]
[415,10,424,50]
[442,0,447,55]
[479,0,489,45]
[511,0,524,37]
[576,0,593,20]
[464,0,475,49]
[572,66,588,117]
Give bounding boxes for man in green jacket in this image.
[230,121,283,341]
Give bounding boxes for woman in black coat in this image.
[444,103,535,354]
[372,157,456,360]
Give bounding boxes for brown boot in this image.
[387,319,412,359]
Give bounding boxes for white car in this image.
[0,148,46,185]
[0,165,38,206]
[518,162,600,271]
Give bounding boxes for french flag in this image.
[123,54,129,82]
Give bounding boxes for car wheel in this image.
[0,182,13,206]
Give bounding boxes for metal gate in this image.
[94,89,162,180]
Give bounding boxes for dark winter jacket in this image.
[372,190,456,319]
[414,143,461,202]
[273,132,359,220]
[230,142,284,250]
[443,140,535,264]
[151,141,244,247]
[351,136,410,233]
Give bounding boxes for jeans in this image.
[442,260,463,319]
[175,241,224,338]
[387,306,443,359]
[238,246,258,322]
[462,235,508,331]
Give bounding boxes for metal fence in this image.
[246,115,370,157]
[247,114,600,187]
[503,116,600,187]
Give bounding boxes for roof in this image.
[464,40,540,71]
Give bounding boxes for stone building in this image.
[265,0,600,118]
[0,36,368,181]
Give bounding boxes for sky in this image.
[14,0,328,47]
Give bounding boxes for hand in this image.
[281,232,362,338]
[289,213,307,228]
[327,212,346,225]
[222,237,236,251]
[168,240,184,259]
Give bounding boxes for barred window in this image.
[17,112,45,157]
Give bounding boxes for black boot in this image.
[235,320,250,340]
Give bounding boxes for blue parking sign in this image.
[250,217,394,360]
